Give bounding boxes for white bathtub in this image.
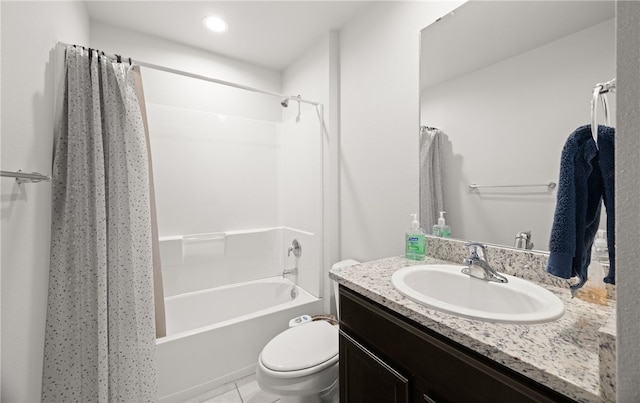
[156,276,323,402]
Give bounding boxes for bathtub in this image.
[156,276,323,402]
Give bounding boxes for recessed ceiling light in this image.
[203,16,228,33]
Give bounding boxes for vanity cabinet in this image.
[338,286,575,403]
[340,331,410,402]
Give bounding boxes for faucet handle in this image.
[515,231,534,250]
[464,242,487,259]
[288,239,302,257]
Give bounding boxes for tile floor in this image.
[199,374,280,403]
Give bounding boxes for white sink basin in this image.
[391,264,564,324]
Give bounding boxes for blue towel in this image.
[598,127,615,285]
[546,125,615,293]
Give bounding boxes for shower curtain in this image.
[419,126,445,231]
[42,46,158,402]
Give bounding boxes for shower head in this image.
[281,95,301,122]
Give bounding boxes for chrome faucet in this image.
[284,240,301,278]
[462,242,508,283]
[514,231,534,250]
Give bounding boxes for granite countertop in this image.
[330,256,615,403]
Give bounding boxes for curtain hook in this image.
[129,57,132,65]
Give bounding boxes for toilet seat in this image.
[259,321,338,378]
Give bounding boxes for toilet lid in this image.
[261,320,338,372]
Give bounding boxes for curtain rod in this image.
[57,42,320,106]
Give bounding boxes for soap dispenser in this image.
[576,242,608,305]
[405,214,426,261]
[432,211,451,238]
[593,229,608,265]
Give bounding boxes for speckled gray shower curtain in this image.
[419,126,445,232]
[42,46,158,402]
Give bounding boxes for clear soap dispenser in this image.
[593,229,608,264]
[432,211,451,238]
[576,240,608,305]
[405,214,426,261]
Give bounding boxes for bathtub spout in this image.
[282,267,298,278]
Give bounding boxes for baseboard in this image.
[158,363,256,402]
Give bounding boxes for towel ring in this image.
[590,86,608,149]
[590,78,616,149]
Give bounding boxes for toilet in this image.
[255,259,360,403]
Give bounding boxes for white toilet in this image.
[255,259,359,403]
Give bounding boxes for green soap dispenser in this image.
[432,211,451,238]
[405,213,426,261]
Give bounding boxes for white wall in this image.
[421,19,615,249]
[90,22,282,122]
[616,2,640,401]
[0,2,90,401]
[339,1,462,262]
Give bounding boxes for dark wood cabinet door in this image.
[339,285,576,403]
[339,331,410,403]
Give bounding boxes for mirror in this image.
[419,1,615,251]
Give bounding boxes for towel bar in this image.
[1,170,52,184]
[468,182,557,190]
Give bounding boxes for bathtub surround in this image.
[160,228,289,297]
[42,46,158,401]
[143,86,323,300]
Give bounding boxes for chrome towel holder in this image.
[1,170,52,184]
[468,182,557,190]
[591,77,616,150]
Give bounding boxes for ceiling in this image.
[85,1,372,71]
[420,1,615,90]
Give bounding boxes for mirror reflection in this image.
[419,1,615,251]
